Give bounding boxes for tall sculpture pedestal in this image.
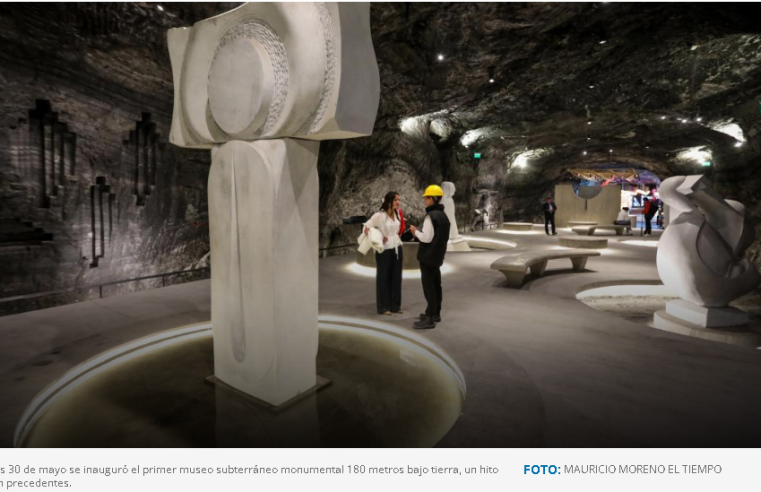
[208,139,320,406]
[653,300,761,347]
[447,237,472,252]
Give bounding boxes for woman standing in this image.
[365,191,404,315]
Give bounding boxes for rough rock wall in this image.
[318,3,761,276]
[0,4,233,314]
[2,3,760,314]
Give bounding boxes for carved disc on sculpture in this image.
[208,38,274,136]
[295,2,337,135]
[216,19,288,135]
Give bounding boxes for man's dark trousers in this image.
[644,214,655,235]
[544,214,556,234]
[420,263,442,317]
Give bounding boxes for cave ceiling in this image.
[371,2,761,180]
[3,2,760,182]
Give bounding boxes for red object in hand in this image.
[398,207,406,235]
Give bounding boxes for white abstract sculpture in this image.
[656,175,760,328]
[168,3,379,406]
[441,181,470,251]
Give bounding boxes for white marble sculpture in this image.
[441,181,470,251]
[656,175,760,327]
[168,3,379,406]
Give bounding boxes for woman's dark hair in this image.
[380,191,399,213]
[429,196,441,205]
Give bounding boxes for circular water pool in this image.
[16,316,465,448]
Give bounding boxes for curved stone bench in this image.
[490,249,601,288]
[502,222,534,231]
[572,226,596,236]
[572,224,628,236]
[463,238,517,251]
[357,241,420,270]
[558,236,608,249]
[568,220,598,227]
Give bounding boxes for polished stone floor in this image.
[2,225,760,447]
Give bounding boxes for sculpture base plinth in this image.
[653,309,761,347]
[665,299,748,327]
[447,238,472,251]
[205,375,332,413]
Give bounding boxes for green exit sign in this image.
[474,153,481,159]
[701,161,712,167]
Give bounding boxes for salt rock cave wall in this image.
[0,4,232,314]
[318,3,761,275]
[2,3,760,315]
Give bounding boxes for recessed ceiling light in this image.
[583,151,587,155]
[681,119,687,123]
[587,121,592,125]
[599,40,607,45]
[609,149,613,153]
[157,4,164,11]
[696,117,702,122]
[489,78,494,83]
[587,137,591,141]
[589,85,595,89]
[735,142,743,147]
[437,54,444,61]
[661,116,666,120]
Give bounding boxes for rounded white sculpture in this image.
[656,175,761,308]
[441,181,460,240]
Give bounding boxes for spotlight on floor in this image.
[621,240,659,248]
[496,229,538,236]
[346,262,453,280]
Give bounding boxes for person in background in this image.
[543,196,557,235]
[643,197,656,236]
[409,185,450,330]
[614,206,633,235]
[365,191,404,315]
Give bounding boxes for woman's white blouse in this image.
[368,211,403,250]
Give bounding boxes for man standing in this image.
[410,185,451,330]
[543,196,557,235]
[643,196,658,236]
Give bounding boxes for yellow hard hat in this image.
[423,184,444,197]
